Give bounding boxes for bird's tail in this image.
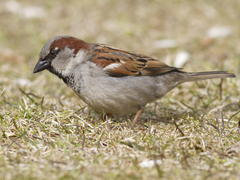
[182,71,235,83]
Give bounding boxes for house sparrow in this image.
[33,36,235,126]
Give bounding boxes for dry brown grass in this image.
[0,0,240,179]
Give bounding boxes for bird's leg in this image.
[132,107,144,126]
[103,113,112,120]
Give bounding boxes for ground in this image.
[0,0,240,179]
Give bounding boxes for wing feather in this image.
[91,44,178,77]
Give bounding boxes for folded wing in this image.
[91,44,178,77]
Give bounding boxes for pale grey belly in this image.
[72,74,180,115]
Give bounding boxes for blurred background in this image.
[1,1,240,178]
[0,0,239,102]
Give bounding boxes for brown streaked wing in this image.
[140,59,178,76]
[91,44,178,77]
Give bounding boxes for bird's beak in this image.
[33,60,50,73]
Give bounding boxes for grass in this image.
[0,0,240,179]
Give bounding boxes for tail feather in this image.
[183,71,235,82]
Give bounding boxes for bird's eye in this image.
[50,48,58,55]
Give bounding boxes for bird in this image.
[33,36,235,126]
